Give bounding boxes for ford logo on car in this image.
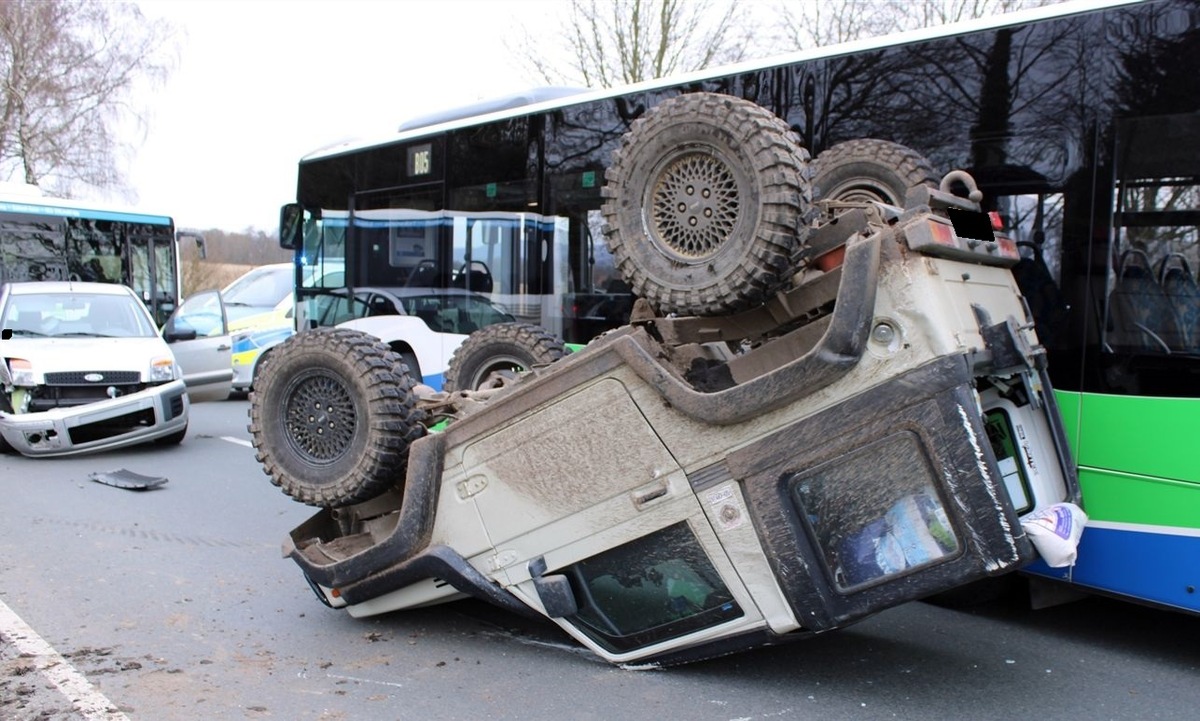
[84,373,104,382]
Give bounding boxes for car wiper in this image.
[8,328,47,337]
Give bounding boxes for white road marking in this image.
[220,435,254,448]
[0,596,130,720]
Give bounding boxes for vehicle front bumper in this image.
[0,380,189,457]
[231,350,256,390]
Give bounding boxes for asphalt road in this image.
[2,399,1198,720]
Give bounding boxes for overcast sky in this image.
[124,0,563,233]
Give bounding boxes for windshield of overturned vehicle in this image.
[2,292,158,339]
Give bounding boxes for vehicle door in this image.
[162,289,233,402]
[461,378,777,664]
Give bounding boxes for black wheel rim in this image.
[826,178,898,206]
[282,369,356,464]
[647,149,741,260]
[470,353,528,389]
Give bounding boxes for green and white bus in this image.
[280,0,1198,613]
[0,188,182,326]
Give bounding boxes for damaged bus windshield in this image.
[0,191,182,326]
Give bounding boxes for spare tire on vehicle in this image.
[443,322,567,393]
[812,138,938,209]
[601,92,812,317]
[248,327,426,508]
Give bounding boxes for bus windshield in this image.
[296,207,571,336]
[0,195,181,326]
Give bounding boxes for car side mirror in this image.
[528,556,578,618]
[163,325,198,343]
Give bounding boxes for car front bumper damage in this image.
[0,380,189,457]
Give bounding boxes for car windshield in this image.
[2,292,156,338]
[223,266,292,311]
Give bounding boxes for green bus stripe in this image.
[1078,466,1200,529]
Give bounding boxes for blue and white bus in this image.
[0,188,182,326]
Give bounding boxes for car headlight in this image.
[150,356,177,382]
[8,358,34,386]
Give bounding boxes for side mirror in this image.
[163,327,198,343]
[279,203,303,250]
[161,316,198,343]
[528,556,579,618]
[532,574,579,618]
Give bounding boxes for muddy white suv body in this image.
[252,94,1077,666]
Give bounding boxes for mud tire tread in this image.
[443,322,566,393]
[812,138,938,207]
[248,327,425,507]
[601,92,812,317]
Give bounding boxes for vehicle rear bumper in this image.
[0,380,189,457]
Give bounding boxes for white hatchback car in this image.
[0,281,232,457]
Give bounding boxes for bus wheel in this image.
[443,322,566,393]
[602,92,812,317]
[249,327,426,507]
[812,138,938,211]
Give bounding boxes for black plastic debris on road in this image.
[88,469,168,491]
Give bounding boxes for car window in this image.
[366,294,399,317]
[172,291,227,337]
[2,292,156,338]
[223,266,292,308]
[789,432,959,592]
[561,522,743,654]
[402,294,514,334]
[312,292,371,326]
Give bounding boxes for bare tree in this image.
[777,0,1064,50]
[514,0,752,89]
[0,0,176,198]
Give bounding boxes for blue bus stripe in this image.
[1024,526,1200,613]
[0,200,172,226]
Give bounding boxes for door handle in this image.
[217,344,231,351]
[631,477,670,509]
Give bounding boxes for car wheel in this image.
[812,138,938,210]
[601,92,812,317]
[396,350,421,384]
[443,323,566,393]
[249,327,426,507]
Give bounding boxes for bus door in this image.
[125,223,178,327]
[454,212,567,338]
[1032,112,1200,612]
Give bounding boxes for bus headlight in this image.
[150,357,177,382]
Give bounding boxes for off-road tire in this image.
[601,92,812,317]
[443,322,566,393]
[249,327,426,507]
[812,138,938,208]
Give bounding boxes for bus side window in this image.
[999,194,1069,347]
[1158,253,1200,352]
[1106,247,1181,353]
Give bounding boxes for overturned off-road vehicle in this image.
[250,93,1078,666]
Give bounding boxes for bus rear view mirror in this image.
[279,203,302,250]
